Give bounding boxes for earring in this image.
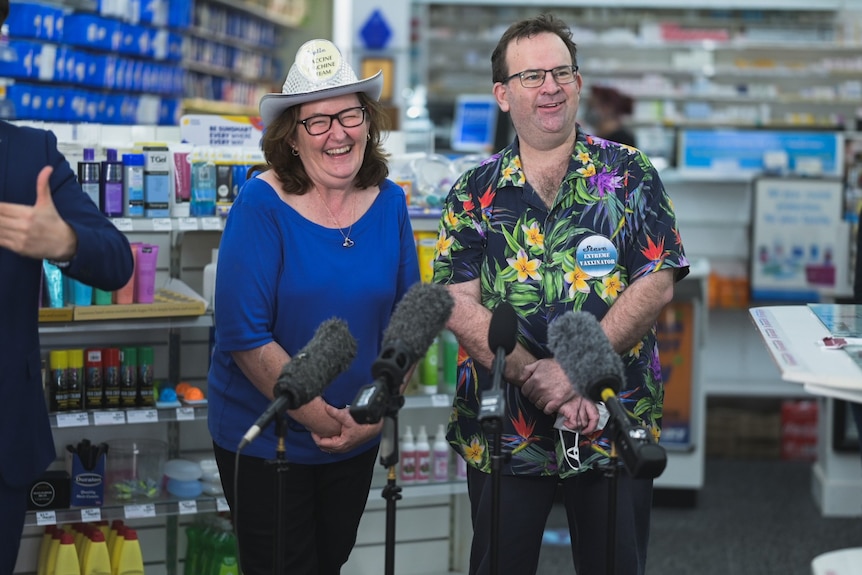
[291,148,299,156]
[366,133,371,141]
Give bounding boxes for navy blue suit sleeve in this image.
[42,130,134,290]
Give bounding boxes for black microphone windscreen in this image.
[277,318,357,409]
[382,282,454,359]
[547,311,624,402]
[488,301,518,355]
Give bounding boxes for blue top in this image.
[208,177,420,462]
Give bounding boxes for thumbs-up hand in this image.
[0,166,78,261]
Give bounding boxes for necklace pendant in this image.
[342,237,355,248]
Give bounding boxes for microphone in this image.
[547,311,666,479]
[480,302,518,422]
[350,282,454,424]
[239,318,357,450]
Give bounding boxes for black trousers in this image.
[214,442,378,575]
[466,466,653,575]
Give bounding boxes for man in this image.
[0,1,134,569]
[433,13,689,575]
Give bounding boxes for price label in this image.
[216,497,230,512]
[124,504,156,519]
[201,217,222,231]
[176,407,195,421]
[56,412,90,428]
[430,393,450,407]
[178,500,198,515]
[93,411,126,426]
[35,511,57,525]
[126,409,158,425]
[178,217,200,231]
[111,218,133,232]
[152,218,173,232]
[80,508,101,522]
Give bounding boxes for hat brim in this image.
[259,71,384,129]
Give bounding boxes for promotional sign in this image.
[750,177,849,301]
[450,95,498,152]
[180,115,264,147]
[657,301,694,448]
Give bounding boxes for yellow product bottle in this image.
[77,526,91,571]
[415,231,437,283]
[109,526,125,575]
[44,529,64,575]
[37,525,58,575]
[82,530,112,575]
[53,531,81,575]
[115,528,144,575]
[106,520,123,554]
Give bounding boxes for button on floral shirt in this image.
[432,128,689,478]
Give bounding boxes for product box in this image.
[61,14,122,52]
[66,448,106,507]
[28,470,71,511]
[3,2,65,40]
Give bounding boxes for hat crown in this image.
[282,39,359,96]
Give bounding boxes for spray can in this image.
[102,348,121,408]
[66,348,84,411]
[84,348,104,410]
[136,346,155,407]
[48,350,68,412]
[119,347,137,408]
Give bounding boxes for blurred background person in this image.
[586,85,637,147]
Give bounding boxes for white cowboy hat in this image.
[259,39,383,128]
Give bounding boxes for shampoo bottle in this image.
[415,426,431,484]
[52,531,80,575]
[100,149,124,217]
[77,148,100,207]
[400,425,416,485]
[433,423,449,482]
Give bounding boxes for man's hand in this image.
[0,166,77,261]
[520,358,576,414]
[557,396,601,435]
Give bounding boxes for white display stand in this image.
[749,305,862,517]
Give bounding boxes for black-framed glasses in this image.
[299,106,367,135]
[503,65,579,88]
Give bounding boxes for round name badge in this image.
[576,235,618,278]
[295,39,342,84]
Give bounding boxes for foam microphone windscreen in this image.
[277,318,357,410]
[488,301,518,355]
[546,311,625,402]
[382,282,454,360]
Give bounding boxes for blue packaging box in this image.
[61,14,122,52]
[4,2,64,40]
[66,448,106,508]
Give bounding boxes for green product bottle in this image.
[419,336,440,394]
[442,330,459,393]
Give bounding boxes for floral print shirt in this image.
[432,127,689,478]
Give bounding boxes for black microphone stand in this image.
[600,429,621,575]
[480,350,510,575]
[266,414,290,574]
[378,395,406,575]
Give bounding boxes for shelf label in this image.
[126,409,158,425]
[430,393,450,407]
[152,218,173,232]
[216,497,229,512]
[93,411,127,426]
[178,217,200,231]
[178,500,198,515]
[176,407,196,421]
[56,412,90,428]
[124,504,157,519]
[36,511,57,526]
[201,217,222,231]
[80,508,101,522]
[112,218,133,232]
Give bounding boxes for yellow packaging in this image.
[415,231,437,283]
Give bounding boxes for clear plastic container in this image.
[106,438,167,501]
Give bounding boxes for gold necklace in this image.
[316,189,356,248]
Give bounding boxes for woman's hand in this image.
[312,403,383,454]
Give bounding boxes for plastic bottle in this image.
[100,149,124,217]
[109,525,126,575]
[106,520,123,559]
[202,249,218,311]
[37,525,58,575]
[433,423,449,482]
[419,336,440,394]
[415,425,431,484]
[44,529,63,575]
[122,153,145,218]
[191,146,216,217]
[81,529,111,575]
[53,531,80,575]
[78,148,100,207]
[441,330,459,393]
[115,528,144,575]
[399,425,416,485]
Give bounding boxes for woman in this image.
[208,39,420,574]
[586,85,637,148]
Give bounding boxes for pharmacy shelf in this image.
[49,405,209,430]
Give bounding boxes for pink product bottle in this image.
[400,425,416,485]
[415,426,431,484]
[134,243,159,303]
[114,242,139,304]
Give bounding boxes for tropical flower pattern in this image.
[432,128,689,478]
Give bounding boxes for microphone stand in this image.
[266,414,290,574]
[480,348,510,575]
[379,395,405,575]
[601,437,620,575]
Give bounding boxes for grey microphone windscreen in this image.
[488,301,518,355]
[277,318,357,409]
[382,282,454,360]
[547,311,624,402]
